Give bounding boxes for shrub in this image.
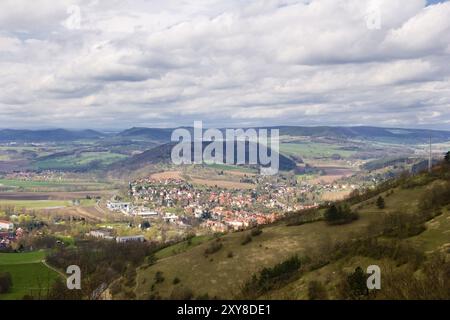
[154,271,165,284]
[250,228,263,237]
[204,241,223,255]
[123,290,136,299]
[308,281,328,300]
[332,237,425,268]
[241,256,301,297]
[241,234,252,245]
[419,181,450,210]
[197,293,210,300]
[169,286,194,300]
[124,268,137,287]
[378,253,450,300]
[31,235,58,249]
[286,209,322,226]
[324,204,359,225]
[109,281,122,296]
[173,277,181,285]
[0,272,12,294]
[381,212,428,239]
[337,267,371,300]
[376,196,385,209]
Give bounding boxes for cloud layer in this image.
[0,0,449,129]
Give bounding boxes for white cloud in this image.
[0,0,449,129]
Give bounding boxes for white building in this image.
[116,235,145,243]
[107,201,132,213]
[0,220,14,231]
[134,210,159,218]
[163,213,178,223]
[88,230,114,240]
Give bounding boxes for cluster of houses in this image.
[199,210,278,232]
[90,171,368,245]
[0,220,23,249]
[103,175,357,237]
[122,177,321,232]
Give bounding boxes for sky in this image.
[0,0,449,130]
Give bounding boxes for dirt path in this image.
[42,260,66,279]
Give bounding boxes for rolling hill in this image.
[116,126,450,144]
[1,126,449,144]
[116,127,174,143]
[110,141,298,172]
[275,126,450,143]
[0,129,104,142]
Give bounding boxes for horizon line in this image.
[0,124,450,133]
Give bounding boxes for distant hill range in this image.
[1,126,449,143]
[274,126,450,142]
[117,127,174,142]
[0,129,103,142]
[111,141,297,172]
[115,126,450,144]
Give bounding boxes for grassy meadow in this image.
[0,199,96,210]
[280,142,356,159]
[0,251,60,300]
[34,151,127,170]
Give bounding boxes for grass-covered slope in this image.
[114,163,450,300]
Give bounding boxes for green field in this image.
[0,178,115,192]
[0,179,72,189]
[0,200,69,209]
[205,163,257,173]
[0,251,60,300]
[0,199,95,209]
[34,151,128,170]
[0,251,46,265]
[280,142,356,159]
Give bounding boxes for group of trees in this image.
[337,267,372,300]
[379,211,429,239]
[241,256,301,298]
[45,240,157,300]
[378,253,450,300]
[204,239,223,256]
[324,204,359,225]
[419,181,450,211]
[376,196,385,209]
[0,272,12,294]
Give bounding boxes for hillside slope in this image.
[110,141,298,173]
[114,163,450,300]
